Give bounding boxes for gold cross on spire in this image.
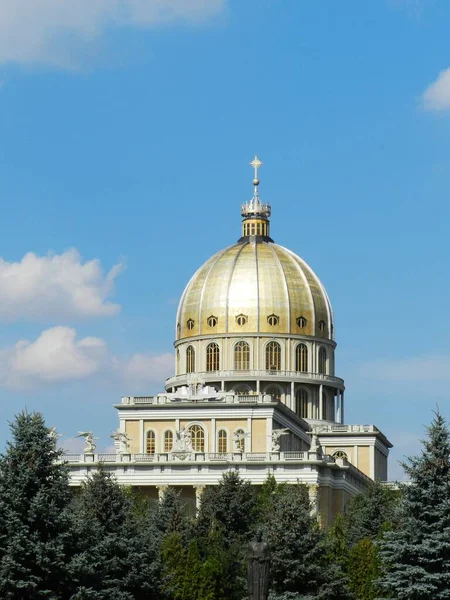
[250,155,262,185]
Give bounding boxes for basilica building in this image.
[68,157,392,525]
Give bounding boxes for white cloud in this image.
[0,325,174,390]
[0,249,122,321]
[358,355,450,383]
[0,326,107,389]
[0,0,225,67]
[118,352,174,385]
[422,68,450,111]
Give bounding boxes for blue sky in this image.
[1,0,450,479]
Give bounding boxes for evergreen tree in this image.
[70,467,160,599]
[341,481,399,548]
[378,412,450,599]
[346,538,381,600]
[262,482,353,600]
[197,470,257,544]
[0,411,73,599]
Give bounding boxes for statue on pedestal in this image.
[76,431,98,454]
[247,531,270,600]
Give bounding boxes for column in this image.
[139,420,144,453]
[341,391,345,424]
[256,379,260,394]
[319,384,323,420]
[247,417,252,452]
[266,417,272,452]
[194,485,205,513]
[211,418,216,453]
[290,381,295,413]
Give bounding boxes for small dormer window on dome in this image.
[296,316,307,329]
[187,318,195,331]
[207,315,218,328]
[236,314,248,326]
[319,320,326,333]
[267,314,279,326]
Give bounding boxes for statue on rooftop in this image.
[76,431,98,454]
[270,428,289,451]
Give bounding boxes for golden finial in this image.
[250,155,262,186]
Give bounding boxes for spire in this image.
[239,155,273,242]
[241,155,271,220]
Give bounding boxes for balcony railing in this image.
[165,370,344,386]
[63,450,338,465]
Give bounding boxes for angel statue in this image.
[76,431,98,454]
[110,431,132,454]
[270,428,290,452]
[307,425,326,457]
[172,426,193,453]
[233,430,250,452]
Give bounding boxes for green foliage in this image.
[378,412,450,599]
[346,538,381,600]
[197,470,257,545]
[341,481,400,548]
[69,467,160,599]
[260,480,353,599]
[0,411,73,599]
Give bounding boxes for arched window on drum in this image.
[296,389,308,419]
[266,341,281,371]
[186,345,195,373]
[295,344,308,372]
[318,347,327,375]
[206,343,220,372]
[234,341,250,370]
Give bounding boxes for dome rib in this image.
[198,247,231,336]
[267,242,291,332]
[225,241,248,333]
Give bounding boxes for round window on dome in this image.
[187,319,195,331]
[296,316,307,329]
[207,315,218,328]
[236,314,248,326]
[267,314,279,326]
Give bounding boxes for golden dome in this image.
[176,240,334,340]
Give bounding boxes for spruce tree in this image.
[262,482,353,600]
[378,412,450,599]
[70,467,160,599]
[0,411,73,599]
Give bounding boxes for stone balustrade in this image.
[63,450,338,465]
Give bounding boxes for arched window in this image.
[189,425,205,452]
[206,343,220,372]
[318,347,327,374]
[333,450,348,461]
[266,341,281,371]
[217,430,228,453]
[234,429,245,452]
[186,345,195,373]
[295,344,308,372]
[266,386,282,401]
[296,389,308,419]
[146,431,156,455]
[234,341,250,370]
[164,430,173,453]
